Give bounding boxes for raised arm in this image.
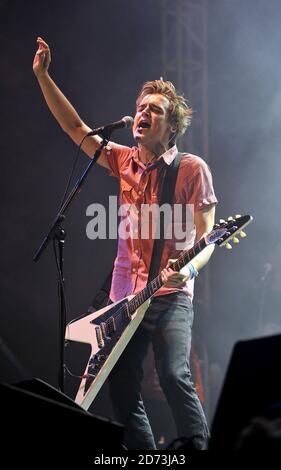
[33,37,109,168]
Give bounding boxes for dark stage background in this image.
[1,0,281,447]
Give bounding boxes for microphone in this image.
[87,115,134,137]
[261,262,272,281]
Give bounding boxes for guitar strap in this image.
[147,152,182,283]
[88,152,183,311]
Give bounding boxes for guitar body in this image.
[65,295,150,410]
[65,214,252,410]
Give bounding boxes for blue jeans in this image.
[108,292,209,450]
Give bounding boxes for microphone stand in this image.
[33,135,109,393]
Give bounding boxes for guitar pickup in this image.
[100,321,111,339]
[123,303,131,322]
[100,318,116,339]
[107,316,116,335]
[95,326,104,348]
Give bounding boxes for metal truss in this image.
[161,0,212,419]
[161,0,209,161]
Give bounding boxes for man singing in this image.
[33,37,217,450]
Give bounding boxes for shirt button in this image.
[132,268,136,273]
[138,191,142,196]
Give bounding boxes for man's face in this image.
[133,94,173,154]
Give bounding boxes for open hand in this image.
[33,37,51,78]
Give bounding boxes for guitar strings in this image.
[102,239,206,334]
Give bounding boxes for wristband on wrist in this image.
[188,263,199,280]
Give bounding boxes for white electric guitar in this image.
[65,214,253,410]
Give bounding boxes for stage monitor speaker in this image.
[0,378,124,462]
[209,334,281,450]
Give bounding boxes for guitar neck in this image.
[128,236,207,315]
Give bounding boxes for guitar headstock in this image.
[205,214,253,249]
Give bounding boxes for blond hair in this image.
[136,79,192,146]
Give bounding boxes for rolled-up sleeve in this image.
[105,142,132,178]
[186,157,218,210]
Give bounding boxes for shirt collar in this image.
[132,144,178,167]
[161,144,178,165]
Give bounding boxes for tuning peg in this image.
[225,242,232,250]
[239,230,247,238]
[219,219,226,224]
[227,216,234,221]
[233,236,239,244]
[235,214,241,219]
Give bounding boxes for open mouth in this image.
[138,120,151,129]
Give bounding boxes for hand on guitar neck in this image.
[161,258,190,288]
